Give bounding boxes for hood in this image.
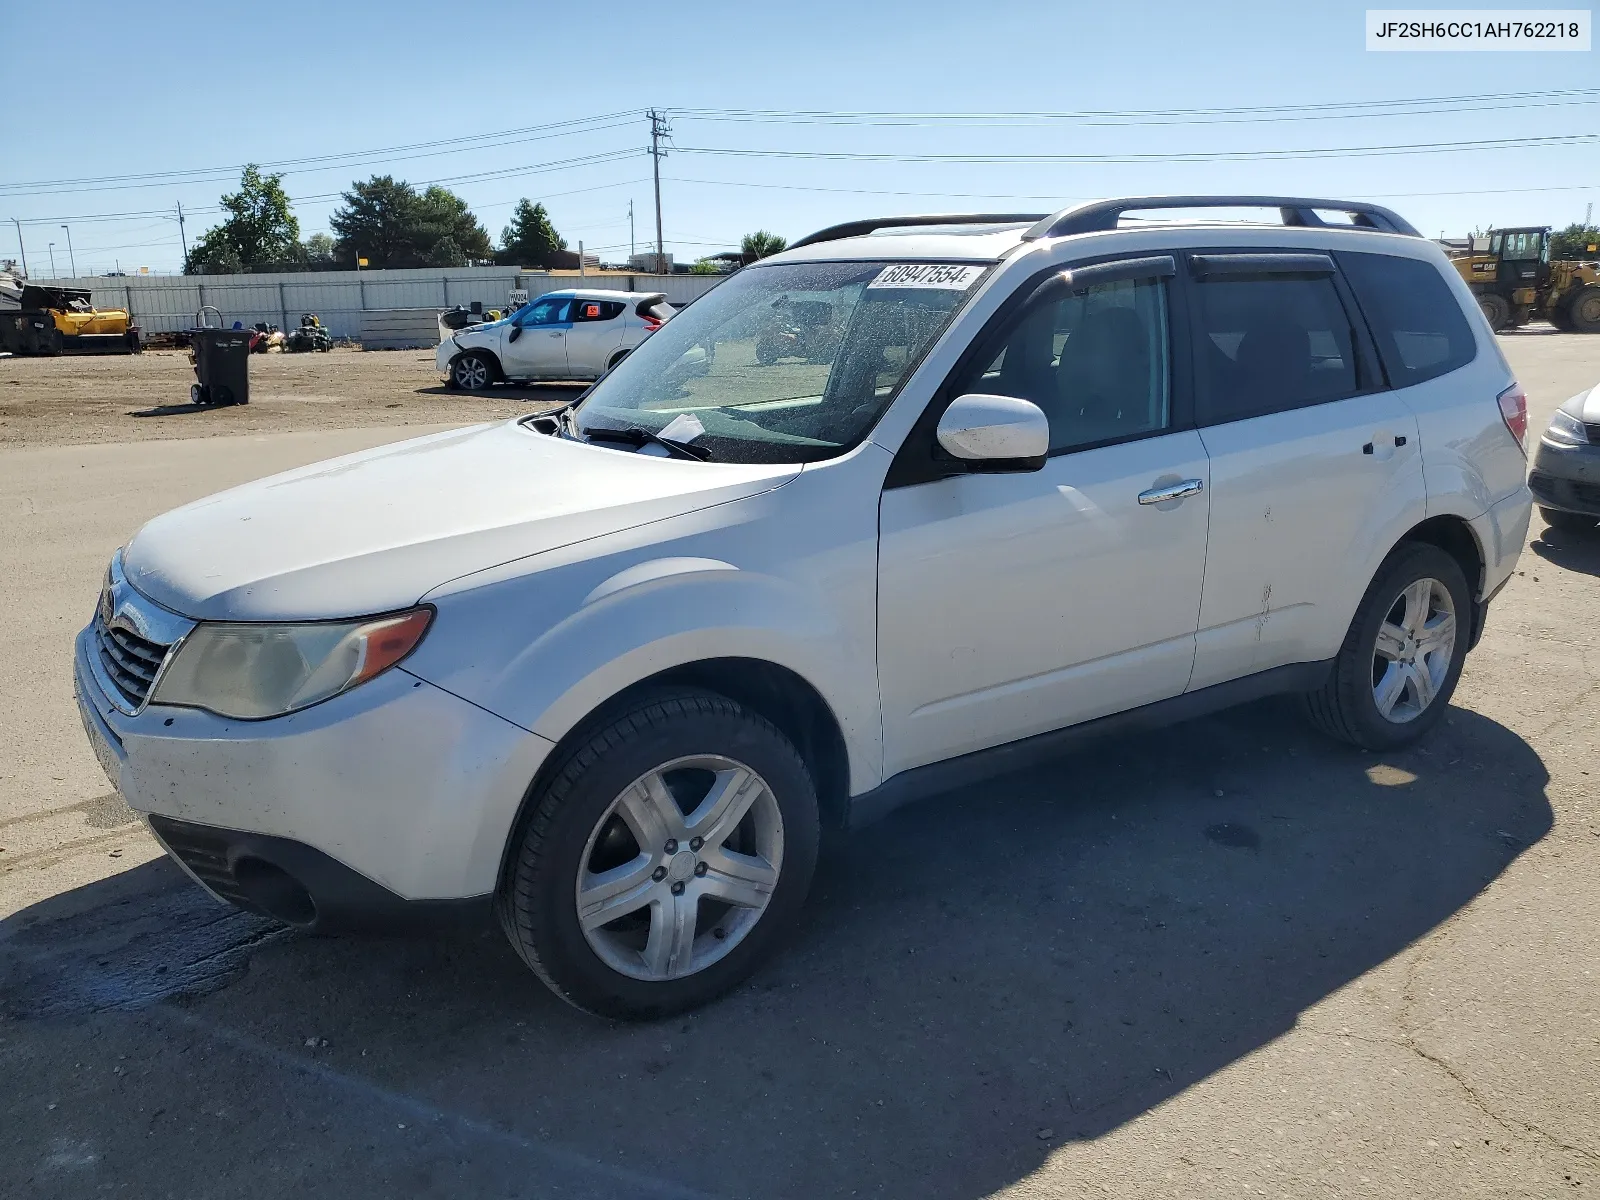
[1559,382,1600,425]
[124,420,797,621]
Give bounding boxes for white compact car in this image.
[78,196,1532,1018]
[437,289,677,390]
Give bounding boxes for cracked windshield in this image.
[574,259,988,463]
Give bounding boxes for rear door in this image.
[1183,250,1426,690]
[565,298,628,377]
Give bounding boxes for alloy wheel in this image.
[1371,577,1457,723]
[575,755,784,982]
[454,356,489,389]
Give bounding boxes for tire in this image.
[1541,506,1597,534]
[451,351,494,391]
[1569,285,1600,334]
[1302,542,1471,751]
[1549,305,1575,332]
[1477,294,1511,332]
[498,689,821,1020]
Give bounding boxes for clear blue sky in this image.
[2,0,1595,276]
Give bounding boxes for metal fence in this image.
[36,266,726,341]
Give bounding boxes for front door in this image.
[1181,250,1426,690]
[502,294,571,379]
[877,259,1211,778]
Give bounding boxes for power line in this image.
[668,87,1600,125]
[0,112,644,196]
[673,133,1597,166]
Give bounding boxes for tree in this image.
[185,165,300,273]
[415,186,493,265]
[689,257,723,275]
[328,176,491,269]
[1551,223,1600,260]
[499,199,567,267]
[741,230,787,263]
[301,233,337,265]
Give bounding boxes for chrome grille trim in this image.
[87,550,197,715]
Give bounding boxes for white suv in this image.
[77,197,1532,1018]
[438,288,676,390]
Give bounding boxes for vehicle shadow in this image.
[0,701,1551,1200]
[413,382,585,404]
[1529,523,1600,576]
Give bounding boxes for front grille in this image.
[146,815,264,913]
[93,616,171,709]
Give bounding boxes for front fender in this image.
[405,467,887,794]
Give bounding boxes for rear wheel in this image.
[498,690,820,1020]
[1569,286,1600,334]
[1541,506,1597,534]
[450,352,494,391]
[1302,543,1471,750]
[1477,294,1511,332]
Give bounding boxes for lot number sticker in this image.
[868,263,986,290]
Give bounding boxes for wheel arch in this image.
[449,345,504,382]
[1393,513,1490,647]
[494,656,853,894]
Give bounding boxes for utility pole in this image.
[578,241,585,279]
[48,243,57,278]
[176,201,189,266]
[9,217,26,276]
[648,109,669,274]
[1587,201,1594,226]
[61,224,76,278]
[628,198,635,263]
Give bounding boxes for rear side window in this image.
[574,300,625,322]
[1339,252,1476,388]
[1191,273,1361,425]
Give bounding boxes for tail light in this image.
[640,315,662,331]
[1496,382,1528,453]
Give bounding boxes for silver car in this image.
[437,289,675,390]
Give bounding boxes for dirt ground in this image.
[0,347,574,447]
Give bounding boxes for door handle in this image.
[1138,479,1204,505]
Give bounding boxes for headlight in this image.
[151,608,433,719]
[1545,407,1590,447]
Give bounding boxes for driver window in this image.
[956,273,1171,452]
[520,297,571,326]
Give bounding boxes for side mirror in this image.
[935,394,1049,471]
[507,324,522,343]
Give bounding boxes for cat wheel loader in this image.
[1449,227,1600,333]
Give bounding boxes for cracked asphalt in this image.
[1,332,1597,1198]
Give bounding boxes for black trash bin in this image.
[189,308,250,406]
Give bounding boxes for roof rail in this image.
[788,213,1049,251]
[1023,196,1421,240]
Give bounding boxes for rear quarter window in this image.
[1338,252,1476,388]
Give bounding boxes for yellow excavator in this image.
[0,270,141,355]
[1448,227,1600,332]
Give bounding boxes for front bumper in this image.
[1530,438,1600,517]
[74,624,554,918]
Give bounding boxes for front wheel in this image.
[1477,294,1511,332]
[450,352,494,391]
[1302,542,1471,750]
[1570,286,1600,334]
[498,690,820,1019]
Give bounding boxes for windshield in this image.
[572,260,990,464]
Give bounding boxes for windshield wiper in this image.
[581,425,713,461]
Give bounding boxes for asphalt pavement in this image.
[1,334,1597,1199]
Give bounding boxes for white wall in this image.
[40,266,727,340]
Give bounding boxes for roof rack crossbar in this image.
[788,213,1049,251]
[1024,196,1421,240]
